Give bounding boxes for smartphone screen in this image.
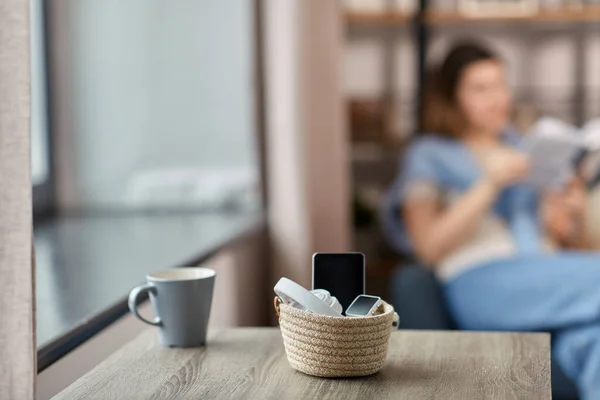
[312,253,365,313]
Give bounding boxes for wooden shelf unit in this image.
[426,6,600,24]
[345,6,600,26]
[345,11,413,26]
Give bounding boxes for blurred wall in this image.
[265,0,351,288]
[47,0,259,210]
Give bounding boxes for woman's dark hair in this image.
[420,41,500,137]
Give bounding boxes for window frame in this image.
[32,0,56,221]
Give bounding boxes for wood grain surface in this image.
[54,328,550,399]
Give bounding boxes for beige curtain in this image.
[0,0,36,399]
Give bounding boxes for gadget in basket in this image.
[278,288,343,315]
[274,277,342,317]
[312,252,365,313]
[345,295,383,317]
[308,289,343,315]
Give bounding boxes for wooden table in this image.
[54,328,551,399]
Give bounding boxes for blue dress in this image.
[383,134,600,399]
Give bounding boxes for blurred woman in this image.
[391,42,600,399]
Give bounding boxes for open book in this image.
[522,117,600,190]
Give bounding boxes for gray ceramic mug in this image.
[128,267,215,347]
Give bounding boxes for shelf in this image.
[345,11,414,26]
[426,7,600,24]
[345,7,600,26]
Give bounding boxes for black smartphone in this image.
[312,252,365,313]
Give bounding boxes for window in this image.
[31,0,53,217]
[49,0,261,212]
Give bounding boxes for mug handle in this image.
[128,283,162,326]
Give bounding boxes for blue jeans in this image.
[444,253,600,400]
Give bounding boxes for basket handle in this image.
[273,296,282,318]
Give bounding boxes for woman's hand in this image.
[563,176,588,219]
[543,176,591,248]
[481,148,530,190]
[545,177,587,220]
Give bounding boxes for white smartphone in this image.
[312,252,365,313]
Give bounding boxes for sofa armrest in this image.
[390,265,454,330]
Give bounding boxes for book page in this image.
[582,118,600,151]
[522,117,583,190]
[581,118,600,183]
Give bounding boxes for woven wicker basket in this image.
[277,302,394,378]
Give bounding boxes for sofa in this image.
[390,264,579,400]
